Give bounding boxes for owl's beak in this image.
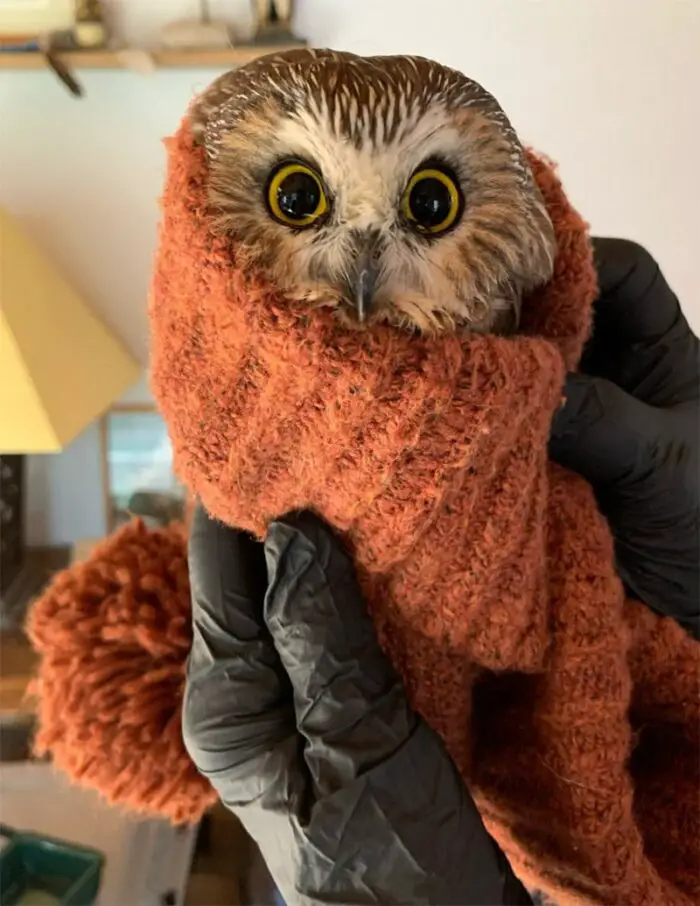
[347,230,381,323]
[355,267,376,323]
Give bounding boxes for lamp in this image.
[0,208,141,454]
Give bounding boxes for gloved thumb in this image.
[549,373,664,486]
[263,513,416,798]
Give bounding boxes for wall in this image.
[1,0,698,545]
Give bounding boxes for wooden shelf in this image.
[0,44,306,71]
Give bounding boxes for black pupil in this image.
[277,171,321,221]
[409,177,452,228]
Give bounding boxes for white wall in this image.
[2,0,697,545]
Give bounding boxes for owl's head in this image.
[191,49,556,334]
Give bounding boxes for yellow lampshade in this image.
[0,209,141,453]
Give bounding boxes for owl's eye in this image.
[401,166,462,235]
[266,160,329,228]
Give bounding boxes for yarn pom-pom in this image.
[25,519,216,824]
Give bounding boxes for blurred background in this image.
[0,1,697,904]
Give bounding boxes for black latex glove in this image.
[183,505,532,906]
[550,238,699,638]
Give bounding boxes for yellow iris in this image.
[401,167,462,235]
[267,161,329,228]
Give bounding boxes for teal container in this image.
[0,824,104,906]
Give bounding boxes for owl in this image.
[190,48,556,334]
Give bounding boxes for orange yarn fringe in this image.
[26,519,216,824]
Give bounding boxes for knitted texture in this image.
[151,124,699,904]
[27,120,699,904]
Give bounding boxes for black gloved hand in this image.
[183,505,532,906]
[550,238,699,637]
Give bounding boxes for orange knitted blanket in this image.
[28,122,699,905]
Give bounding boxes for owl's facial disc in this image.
[262,156,468,328]
[197,50,557,335]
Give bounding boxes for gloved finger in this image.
[549,373,667,486]
[583,238,699,407]
[263,512,417,799]
[551,375,699,634]
[182,503,296,797]
[591,238,684,341]
[262,515,534,904]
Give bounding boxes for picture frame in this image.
[100,404,186,533]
